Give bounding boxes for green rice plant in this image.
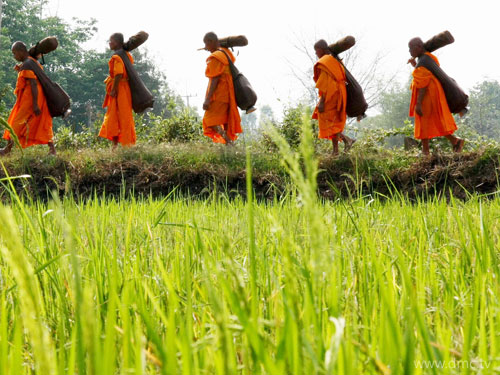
[0,148,498,374]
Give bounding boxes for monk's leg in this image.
[338,133,356,153]
[112,136,119,151]
[331,138,339,156]
[0,140,14,156]
[422,139,430,156]
[213,125,233,145]
[48,142,56,155]
[445,135,465,153]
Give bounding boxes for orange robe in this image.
[312,55,347,140]
[202,48,242,143]
[99,52,136,146]
[409,53,457,140]
[3,57,53,147]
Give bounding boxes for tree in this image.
[241,111,257,138]
[361,79,412,130]
[464,80,500,140]
[0,0,176,128]
[259,104,275,126]
[286,32,398,110]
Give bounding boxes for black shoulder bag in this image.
[219,49,257,113]
[114,49,154,113]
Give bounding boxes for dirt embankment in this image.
[318,150,500,200]
[0,147,498,201]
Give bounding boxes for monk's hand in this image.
[203,99,211,111]
[110,89,117,98]
[415,104,423,117]
[407,57,417,67]
[14,65,21,72]
[33,105,41,116]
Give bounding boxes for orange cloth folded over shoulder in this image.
[409,52,457,140]
[3,57,53,147]
[312,55,347,140]
[202,48,242,144]
[99,52,136,146]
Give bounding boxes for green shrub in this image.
[138,111,203,144]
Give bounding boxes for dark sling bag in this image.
[335,57,368,118]
[219,49,257,113]
[21,58,71,118]
[114,49,154,113]
[416,54,468,114]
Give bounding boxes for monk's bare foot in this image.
[48,143,56,155]
[0,141,13,156]
[453,138,465,153]
[344,138,356,153]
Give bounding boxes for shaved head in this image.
[11,41,29,62]
[11,41,27,52]
[203,32,218,43]
[110,33,124,45]
[409,37,424,48]
[314,39,329,50]
[203,32,219,53]
[108,33,124,51]
[314,39,330,59]
[409,37,426,58]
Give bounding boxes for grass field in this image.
[0,120,498,374]
[0,190,499,374]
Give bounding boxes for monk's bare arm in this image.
[318,95,326,113]
[110,74,122,98]
[29,79,41,116]
[416,87,427,116]
[203,76,220,110]
[316,70,327,113]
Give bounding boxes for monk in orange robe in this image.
[99,33,136,150]
[0,42,55,155]
[312,40,355,155]
[408,37,464,156]
[202,32,242,145]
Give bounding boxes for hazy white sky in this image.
[45,0,500,116]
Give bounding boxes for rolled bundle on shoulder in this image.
[328,35,356,56]
[29,36,58,58]
[219,35,248,48]
[124,31,149,51]
[424,30,454,53]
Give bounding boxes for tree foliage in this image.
[464,80,500,139]
[0,0,180,128]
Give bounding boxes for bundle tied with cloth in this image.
[114,31,154,113]
[211,35,257,114]
[328,36,368,119]
[416,30,469,114]
[24,36,71,118]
